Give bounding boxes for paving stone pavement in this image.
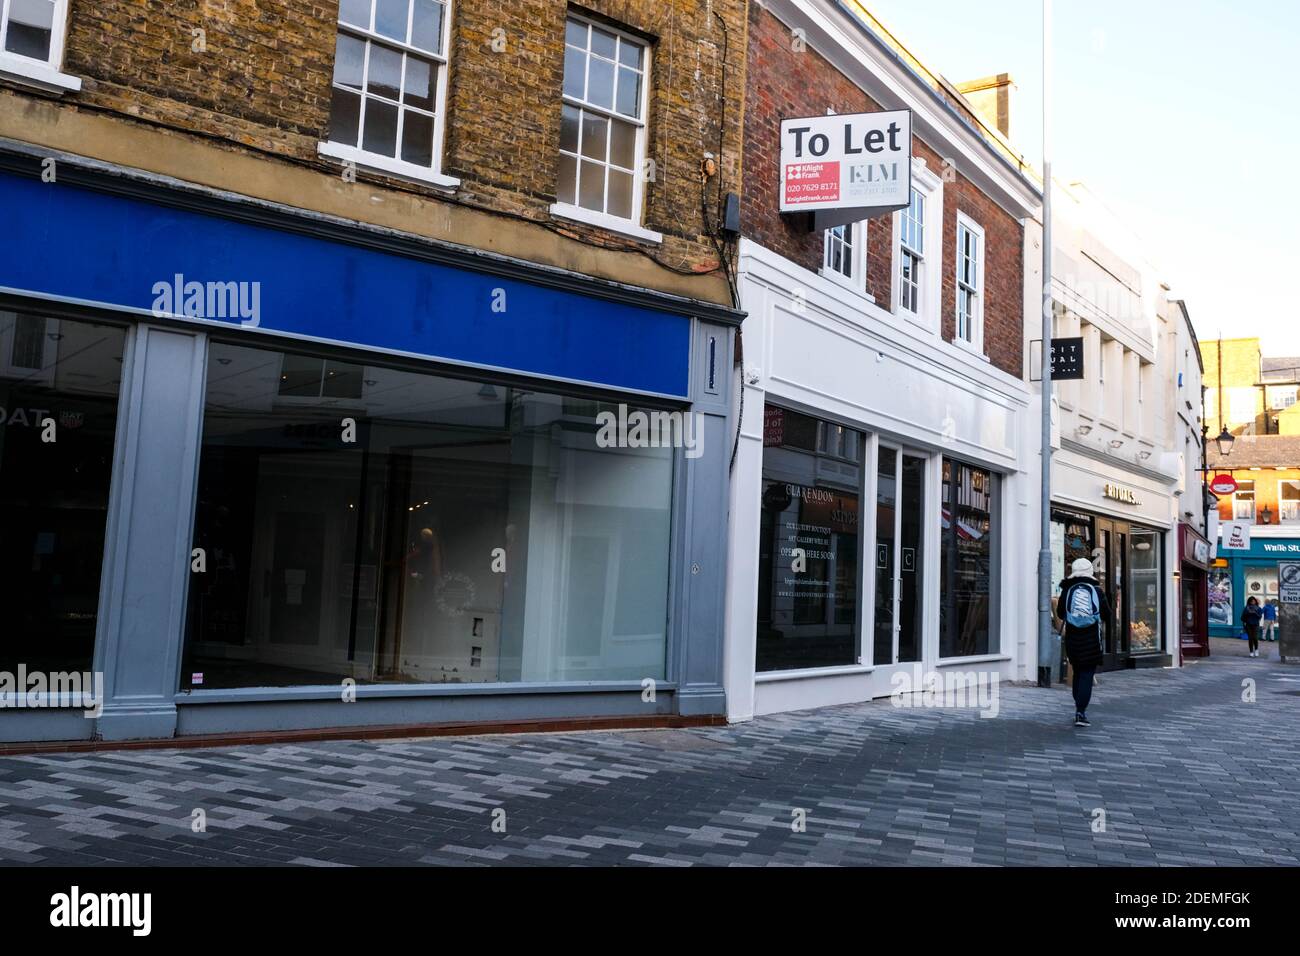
[1,654,1297,867]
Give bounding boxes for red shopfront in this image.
[1179,523,1212,660]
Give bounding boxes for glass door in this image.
[873,445,926,669]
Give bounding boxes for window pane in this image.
[400,110,434,166]
[367,44,402,100]
[5,0,55,60]
[278,353,324,396]
[557,153,577,204]
[590,26,618,60]
[565,17,588,49]
[610,118,636,169]
[1128,529,1161,652]
[580,111,608,161]
[618,39,643,69]
[608,168,633,219]
[402,56,434,110]
[756,406,863,672]
[586,56,615,109]
[410,0,444,54]
[329,88,362,146]
[322,360,365,399]
[183,342,673,689]
[560,104,580,154]
[615,66,641,118]
[374,0,409,42]
[578,159,605,211]
[338,0,371,29]
[0,314,127,675]
[940,460,995,658]
[361,98,399,156]
[333,33,365,90]
[563,47,586,99]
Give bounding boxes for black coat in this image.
[1056,576,1110,668]
[1242,604,1263,629]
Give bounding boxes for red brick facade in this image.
[742,4,1024,377]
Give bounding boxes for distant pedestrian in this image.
[1242,596,1263,657]
[1057,558,1111,728]
[1261,599,1278,643]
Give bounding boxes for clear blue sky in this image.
[865,0,1300,355]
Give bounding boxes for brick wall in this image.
[742,3,1024,377]
[44,0,746,281]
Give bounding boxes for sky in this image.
[865,0,1300,356]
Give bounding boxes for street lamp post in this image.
[1037,0,1056,688]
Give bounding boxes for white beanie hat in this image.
[1070,557,1096,579]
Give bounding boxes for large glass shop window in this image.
[940,459,997,658]
[756,407,862,672]
[1127,528,1162,652]
[181,341,674,689]
[0,312,127,675]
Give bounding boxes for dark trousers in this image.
[1072,666,1096,715]
[1246,623,1260,653]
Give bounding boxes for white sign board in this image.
[1221,521,1252,552]
[779,110,912,222]
[1280,562,1300,605]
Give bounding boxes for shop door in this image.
[873,446,928,678]
[1181,571,1205,651]
[1094,519,1129,669]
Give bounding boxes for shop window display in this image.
[181,340,674,689]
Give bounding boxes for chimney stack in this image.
[955,73,1016,143]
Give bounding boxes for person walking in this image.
[1242,596,1264,657]
[1057,557,1111,728]
[1261,599,1278,643]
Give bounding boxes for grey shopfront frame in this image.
[0,158,741,742]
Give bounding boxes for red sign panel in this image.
[1209,474,1238,496]
[783,161,840,205]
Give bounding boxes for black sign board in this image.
[1050,337,1085,380]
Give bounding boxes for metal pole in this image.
[1037,0,1056,687]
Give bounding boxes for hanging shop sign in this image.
[1103,482,1141,506]
[1209,474,1238,496]
[1221,521,1252,551]
[779,110,912,228]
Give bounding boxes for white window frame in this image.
[550,13,660,244]
[318,0,459,190]
[890,160,943,332]
[819,221,874,300]
[1280,479,1300,523]
[953,211,985,356]
[0,0,80,92]
[1233,480,1256,521]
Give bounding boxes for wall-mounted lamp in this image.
[1260,504,1273,525]
[1216,427,1235,457]
[1076,424,1093,436]
[1109,438,1124,449]
[1138,450,1152,460]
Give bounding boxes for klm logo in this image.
[849,162,899,184]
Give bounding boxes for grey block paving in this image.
[1,653,1298,866]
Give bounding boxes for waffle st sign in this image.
[780,110,912,228]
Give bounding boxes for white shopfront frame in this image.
[725,239,1032,721]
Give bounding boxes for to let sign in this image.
[780,110,912,227]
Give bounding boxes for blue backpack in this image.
[1065,582,1101,628]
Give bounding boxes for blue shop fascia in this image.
[1208,531,1300,638]
[0,144,742,743]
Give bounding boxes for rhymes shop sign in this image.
[780,110,912,227]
